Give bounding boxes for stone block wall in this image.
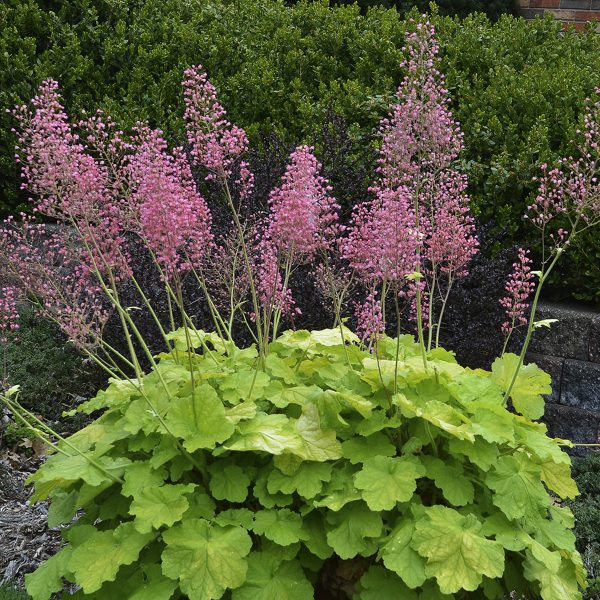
[519,0,600,31]
[527,301,600,455]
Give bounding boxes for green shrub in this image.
[5,309,106,426]
[326,0,516,21]
[0,584,30,600]
[23,328,585,599]
[2,2,600,301]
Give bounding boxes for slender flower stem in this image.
[503,249,563,402]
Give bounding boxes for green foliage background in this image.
[2,0,600,302]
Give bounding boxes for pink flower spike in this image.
[268,145,339,258]
[183,65,251,186]
[499,248,536,335]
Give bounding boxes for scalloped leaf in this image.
[67,523,154,593]
[161,518,252,600]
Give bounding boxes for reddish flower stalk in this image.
[0,286,20,345]
[499,248,536,343]
[355,291,385,345]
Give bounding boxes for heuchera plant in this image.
[1,19,599,600]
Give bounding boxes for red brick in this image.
[573,9,600,18]
[530,0,560,6]
[563,20,589,29]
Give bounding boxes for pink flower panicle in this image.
[126,126,213,277]
[0,287,20,344]
[499,248,536,335]
[0,216,110,351]
[528,90,600,238]
[12,80,130,282]
[376,20,463,192]
[355,291,385,344]
[268,145,339,258]
[183,65,254,198]
[254,231,298,320]
[343,187,419,284]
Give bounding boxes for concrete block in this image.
[543,403,600,457]
[561,359,600,413]
[529,301,598,361]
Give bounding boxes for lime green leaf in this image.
[225,401,257,424]
[491,354,550,419]
[481,512,529,552]
[130,483,196,533]
[183,493,216,520]
[314,463,361,511]
[357,565,418,600]
[523,553,581,600]
[301,511,333,560]
[265,354,297,384]
[273,454,304,475]
[267,462,332,499]
[539,460,579,499]
[128,564,179,600]
[225,413,302,455]
[231,553,313,600]
[214,508,255,529]
[161,518,252,600]
[470,408,515,444]
[394,395,474,441]
[25,546,73,600]
[514,422,570,465]
[37,453,130,487]
[122,461,168,498]
[380,519,427,589]
[253,475,294,508]
[252,509,307,546]
[486,454,550,519]
[164,383,235,451]
[535,515,577,552]
[47,490,78,528]
[444,372,504,407]
[264,382,320,409]
[354,456,425,510]
[325,502,383,559]
[68,523,154,593]
[341,432,396,464]
[355,409,401,436]
[219,370,271,404]
[208,463,251,502]
[422,456,474,507]
[294,404,342,461]
[412,506,504,594]
[448,438,498,472]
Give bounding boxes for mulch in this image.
[0,452,62,589]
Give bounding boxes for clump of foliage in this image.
[2,17,599,600]
[328,0,516,21]
[18,328,584,600]
[0,584,29,600]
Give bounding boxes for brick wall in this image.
[519,0,600,31]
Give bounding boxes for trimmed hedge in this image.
[319,0,517,20]
[2,1,600,301]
